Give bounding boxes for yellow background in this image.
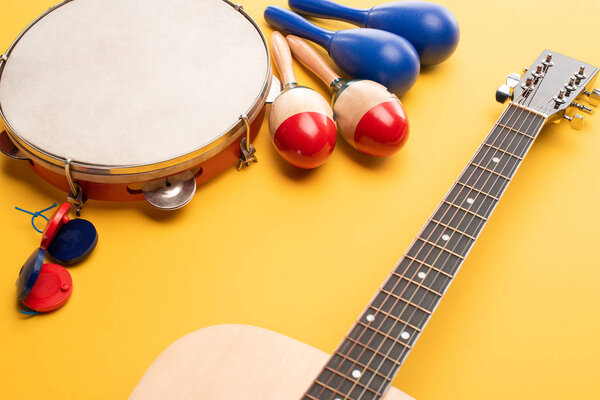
[1,0,599,399]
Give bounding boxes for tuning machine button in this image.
[564,114,584,130]
[571,102,595,115]
[582,88,600,106]
[495,73,521,103]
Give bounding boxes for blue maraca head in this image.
[367,1,459,65]
[329,28,420,96]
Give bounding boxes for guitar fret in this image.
[428,220,476,240]
[341,335,403,378]
[457,164,510,198]
[363,305,423,333]
[306,379,346,400]
[470,161,512,181]
[395,257,453,294]
[302,104,548,400]
[391,271,443,296]
[454,181,500,201]
[495,122,536,139]
[418,236,466,260]
[323,364,380,396]
[334,347,394,382]
[404,255,453,279]
[443,200,489,221]
[481,143,523,160]
[381,289,433,315]
[308,379,347,399]
[320,367,384,400]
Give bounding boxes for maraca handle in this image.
[288,0,368,26]
[286,35,339,87]
[271,31,296,86]
[264,6,333,50]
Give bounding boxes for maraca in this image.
[287,35,409,157]
[288,0,459,65]
[268,31,337,169]
[264,6,420,96]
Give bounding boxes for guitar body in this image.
[130,324,413,400]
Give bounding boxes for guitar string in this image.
[358,84,557,399]
[351,103,544,400]
[349,67,576,399]
[357,103,546,399]
[356,79,560,399]
[349,75,557,399]
[311,99,533,400]
[314,101,531,400]
[311,67,559,399]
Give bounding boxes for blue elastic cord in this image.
[19,309,39,316]
[15,203,57,233]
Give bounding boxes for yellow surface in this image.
[1,0,599,399]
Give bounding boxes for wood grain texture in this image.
[333,80,399,146]
[271,31,296,86]
[268,86,334,135]
[286,35,340,86]
[130,324,414,400]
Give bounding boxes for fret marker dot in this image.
[366,314,375,322]
[401,331,411,340]
[466,198,474,204]
[352,369,362,379]
[417,271,426,279]
[492,157,500,163]
[441,234,450,241]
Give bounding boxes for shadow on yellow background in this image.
[0,0,599,399]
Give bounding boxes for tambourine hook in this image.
[237,114,258,170]
[64,160,85,216]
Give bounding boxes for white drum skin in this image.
[0,0,271,202]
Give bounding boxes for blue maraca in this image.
[288,0,459,66]
[264,6,420,96]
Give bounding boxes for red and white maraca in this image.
[268,31,337,169]
[286,35,409,157]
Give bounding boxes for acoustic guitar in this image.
[130,51,599,400]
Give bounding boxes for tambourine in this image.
[0,0,280,211]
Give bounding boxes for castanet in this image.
[287,35,409,157]
[264,6,420,95]
[268,31,337,169]
[288,0,459,66]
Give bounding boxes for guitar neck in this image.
[304,103,547,400]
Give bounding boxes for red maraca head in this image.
[334,80,409,157]
[268,86,337,169]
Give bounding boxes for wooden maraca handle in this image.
[286,35,340,87]
[271,31,296,86]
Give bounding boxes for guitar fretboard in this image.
[303,104,547,400]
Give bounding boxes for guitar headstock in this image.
[496,50,599,128]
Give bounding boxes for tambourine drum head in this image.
[0,0,268,167]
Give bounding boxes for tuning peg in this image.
[506,73,521,88]
[582,88,600,106]
[496,85,512,103]
[564,113,584,130]
[571,102,595,115]
[495,73,521,103]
